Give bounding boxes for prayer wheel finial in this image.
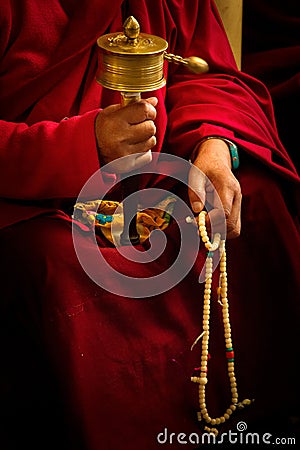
[123,16,140,41]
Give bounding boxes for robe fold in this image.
[0,1,299,449]
[242,0,300,170]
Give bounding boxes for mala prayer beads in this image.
[191,210,252,435]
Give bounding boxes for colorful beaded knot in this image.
[95,213,113,225]
[81,211,114,226]
[191,210,252,435]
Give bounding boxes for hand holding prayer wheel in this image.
[96,16,209,245]
[95,95,158,172]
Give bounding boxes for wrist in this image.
[192,136,240,170]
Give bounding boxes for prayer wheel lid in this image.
[96,16,168,55]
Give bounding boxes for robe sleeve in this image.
[0,110,105,200]
[158,0,299,182]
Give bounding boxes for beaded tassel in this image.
[191,211,252,435]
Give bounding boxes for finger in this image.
[108,150,153,174]
[126,100,157,124]
[129,120,156,144]
[215,180,241,239]
[128,135,157,154]
[188,164,206,213]
[226,190,242,239]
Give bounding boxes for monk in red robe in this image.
[0,1,299,449]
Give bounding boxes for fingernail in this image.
[192,201,203,212]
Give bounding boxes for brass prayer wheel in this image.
[96,16,168,92]
[96,16,209,93]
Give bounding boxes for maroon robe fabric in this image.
[242,0,300,170]
[0,1,300,449]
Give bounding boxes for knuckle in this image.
[230,227,241,238]
[145,120,156,136]
[142,101,156,120]
[226,219,241,238]
[235,182,242,197]
[231,176,242,195]
[150,134,157,145]
[227,176,239,191]
[148,135,157,148]
[223,207,231,218]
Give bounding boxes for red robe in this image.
[0,1,299,449]
[242,0,300,170]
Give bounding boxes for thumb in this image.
[188,164,206,213]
